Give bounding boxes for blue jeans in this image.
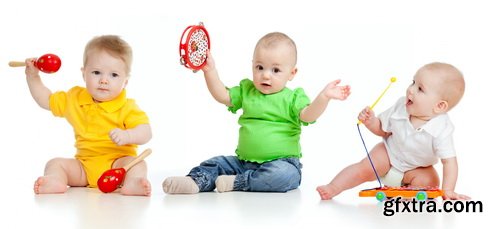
[187,155,302,192]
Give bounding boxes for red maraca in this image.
[9,53,61,74]
[97,148,152,193]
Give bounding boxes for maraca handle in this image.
[123,148,152,171]
[8,61,26,67]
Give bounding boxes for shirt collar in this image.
[419,114,450,137]
[78,89,127,113]
[391,101,450,137]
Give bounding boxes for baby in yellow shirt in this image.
[25,35,152,196]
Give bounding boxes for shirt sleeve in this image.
[123,100,150,129]
[227,79,247,114]
[291,88,312,126]
[49,90,68,117]
[434,122,456,159]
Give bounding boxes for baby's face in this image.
[82,50,129,102]
[251,44,297,94]
[405,69,445,119]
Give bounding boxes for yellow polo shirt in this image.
[50,86,149,186]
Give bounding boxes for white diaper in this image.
[380,167,404,187]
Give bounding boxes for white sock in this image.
[162,176,199,194]
[215,175,236,193]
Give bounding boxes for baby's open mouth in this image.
[406,98,413,105]
[261,83,271,87]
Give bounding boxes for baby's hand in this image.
[25,58,39,77]
[322,79,351,101]
[443,190,471,200]
[201,50,216,73]
[358,106,375,124]
[109,128,131,146]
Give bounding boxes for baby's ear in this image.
[288,67,298,81]
[81,67,85,80]
[435,100,449,114]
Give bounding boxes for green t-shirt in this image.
[227,79,312,163]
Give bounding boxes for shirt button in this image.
[416,128,422,132]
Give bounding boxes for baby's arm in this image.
[441,157,470,200]
[358,107,390,137]
[109,124,152,146]
[25,58,52,110]
[300,79,350,122]
[201,50,231,106]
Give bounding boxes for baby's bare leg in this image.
[34,158,87,194]
[316,142,391,200]
[402,166,440,187]
[114,156,151,196]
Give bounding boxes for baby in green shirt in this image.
[164,32,350,193]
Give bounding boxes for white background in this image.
[1,0,498,227]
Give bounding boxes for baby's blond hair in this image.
[418,62,465,110]
[83,35,133,75]
[254,32,297,66]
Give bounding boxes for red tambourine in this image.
[179,22,210,71]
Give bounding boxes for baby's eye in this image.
[92,71,101,75]
[112,73,120,77]
[411,80,415,85]
[272,68,281,74]
[418,87,423,92]
[255,65,264,70]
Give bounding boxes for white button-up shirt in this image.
[379,97,456,172]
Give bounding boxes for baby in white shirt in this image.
[317,62,470,200]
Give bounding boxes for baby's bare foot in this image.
[121,177,151,196]
[316,185,339,200]
[33,176,68,194]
